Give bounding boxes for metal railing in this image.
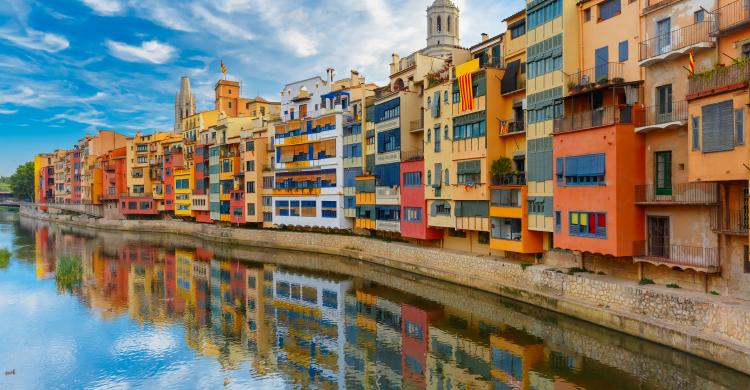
[553,106,632,133]
[491,172,526,186]
[643,0,677,11]
[634,241,720,270]
[639,21,712,61]
[634,100,688,128]
[410,118,424,132]
[635,182,718,204]
[688,60,750,97]
[401,149,424,162]
[566,62,624,92]
[500,121,524,135]
[712,208,749,235]
[711,0,750,35]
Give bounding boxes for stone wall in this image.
[20,205,750,374]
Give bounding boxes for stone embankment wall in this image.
[20,206,750,374]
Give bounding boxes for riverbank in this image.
[20,205,750,374]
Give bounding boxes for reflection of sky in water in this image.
[0,215,749,389]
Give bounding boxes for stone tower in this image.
[174,76,196,132]
[424,0,460,58]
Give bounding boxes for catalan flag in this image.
[221,60,227,77]
[455,59,480,112]
[689,49,695,76]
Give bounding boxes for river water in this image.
[0,212,748,389]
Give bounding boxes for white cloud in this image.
[81,0,124,16]
[0,27,70,52]
[106,39,176,64]
[0,108,18,115]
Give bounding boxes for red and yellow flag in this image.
[221,60,227,77]
[455,59,480,112]
[689,49,695,75]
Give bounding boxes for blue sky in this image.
[0,0,523,176]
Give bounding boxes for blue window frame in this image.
[598,0,621,21]
[404,207,422,223]
[569,211,607,238]
[618,40,628,62]
[555,211,562,232]
[560,153,606,186]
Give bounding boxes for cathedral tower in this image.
[424,0,460,58]
[174,76,196,132]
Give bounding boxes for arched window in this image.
[437,16,442,33]
[427,170,432,186]
[427,96,431,108]
[445,169,450,185]
[393,78,405,91]
[447,16,451,32]
[444,125,450,140]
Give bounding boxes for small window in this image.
[583,8,591,22]
[692,116,700,150]
[736,108,745,145]
[618,40,628,62]
[742,43,750,59]
[555,211,561,232]
[694,10,705,23]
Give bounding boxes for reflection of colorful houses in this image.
[402,303,443,388]
[34,226,55,279]
[273,270,351,388]
[489,331,543,390]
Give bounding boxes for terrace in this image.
[687,60,750,100]
[635,182,718,205]
[633,241,720,273]
[634,100,688,133]
[639,21,714,67]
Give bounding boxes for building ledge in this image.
[633,256,720,274]
[638,42,714,68]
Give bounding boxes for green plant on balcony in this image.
[597,76,609,85]
[612,77,624,84]
[490,157,513,180]
[566,81,577,92]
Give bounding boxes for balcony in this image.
[375,150,401,165]
[635,182,718,205]
[565,63,625,96]
[711,208,749,235]
[687,60,750,100]
[376,186,400,205]
[376,220,400,232]
[343,156,362,169]
[634,100,688,133]
[633,241,720,273]
[401,149,424,162]
[455,216,489,232]
[409,118,424,133]
[711,0,750,36]
[553,105,633,134]
[499,121,524,136]
[491,172,526,186]
[639,22,714,67]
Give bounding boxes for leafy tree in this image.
[9,161,34,201]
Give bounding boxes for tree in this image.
[9,161,34,201]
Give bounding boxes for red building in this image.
[230,189,245,224]
[401,303,442,388]
[193,144,211,223]
[163,146,184,212]
[39,164,54,204]
[400,158,443,241]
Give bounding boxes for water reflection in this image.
[4,215,750,389]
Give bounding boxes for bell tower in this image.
[426,0,459,54]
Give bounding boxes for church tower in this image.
[174,76,196,132]
[424,0,460,58]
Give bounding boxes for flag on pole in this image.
[689,49,695,76]
[221,60,227,78]
[455,59,480,112]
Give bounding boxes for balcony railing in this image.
[491,172,526,186]
[639,21,713,63]
[565,62,624,94]
[553,105,633,134]
[401,149,424,162]
[410,118,424,132]
[687,60,750,99]
[633,241,720,272]
[633,100,688,130]
[643,0,678,12]
[635,182,718,205]
[500,121,524,136]
[711,208,749,235]
[711,0,750,35]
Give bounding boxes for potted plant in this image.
[491,157,513,183]
[597,76,609,85]
[567,81,577,92]
[612,76,624,84]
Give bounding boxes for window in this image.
[140,201,151,210]
[404,207,422,223]
[427,129,431,143]
[262,196,272,206]
[694,9,705,23]
[453,120,486,140]
[443,91,448,104]
[246,181,255,193]
[569,211,607,238]
[528,0,562,29]
[322,290,338,309]
[510,20,525,39]
[742,43,750,59]
[275,200,289,216]
[745,245,750,273]
[559,153,605,186]
[655,151,672,195]
[321,200,337,218]
[692,116,700,150]
[263,176,274,189]
[378,129,400,153]
[491,189,521,207]
[246,141,255,151]
[444,169,450,185]
[403,172,422,187]
[247,203,255,216]
[555,211,562,232]
[457,160,481,185]
[702,100,735,152]
[598,0,621,21]
[736,108,745,145]
[583,8,591,22]
[491,217,522,241]
[618,40,628,62]
[405,321,423,340]
[246,161,255,172]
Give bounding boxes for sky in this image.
[0,0,524,176]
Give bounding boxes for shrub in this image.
[490,157,513,178]
[638,278,655,285]
[0,247,10,269]
[666,283,681,289]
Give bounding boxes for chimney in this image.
[481,33,489,42]
[326,68,335,83]
[391,53,400,65]
[350,70,361,85]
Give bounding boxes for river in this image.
[0,211,748,389]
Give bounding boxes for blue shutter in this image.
[736,108,744,145]
[703,100,734,152]
[432,91,441,118]
[618,40,628,62]
[692,116,700,150]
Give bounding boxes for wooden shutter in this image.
[703,100,734,152]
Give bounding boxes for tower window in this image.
[447,16,451,32]
[437,16,442,32]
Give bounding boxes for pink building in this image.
[400,158,443,240]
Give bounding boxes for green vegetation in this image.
[710,290,720,296]
[520,263,533,271]
[568,267,593,275]
[490,157,513,178]
[638,278,655,286]
[55,255,83,292]
[7,161,34,201]
[666,283,681,289]
[0,248,10,269]
[0,176,10,192]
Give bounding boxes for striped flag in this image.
[221,60,227,77]
[455,59,480,112]
[689,49,695,76]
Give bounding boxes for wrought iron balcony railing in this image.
[565,62,625,94]
[639,21,713,62]
[633,100,688,130]
[553,105,633,134]
[633,240,720,271]
[687,60,750,98]
[711,0,750,35]
[635,182,718,205]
